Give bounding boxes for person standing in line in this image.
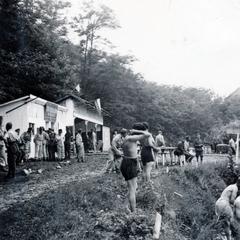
[229,137,236,156]
[155,129,165,167]
[15,128,24,165]
[194,133,204,164]
[184,136,194,164]
[76,129,85,162]
[0,116,7,172]
[112,130,118,140]
[91,129,97,153]
[56,129,64,161]
[155,130,165,147]
[112,128,127,173]
[174,140,185,166]
[48,129,57,161]
[64,128,72,159]
[120,123,151,213]
[4,122,19,179]
[140,122,159,182]
[105,129,127,173]
[42,128,49,161]
[34,127,44,161]
[20,127,32,162]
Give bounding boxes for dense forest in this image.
[0,0,240,144]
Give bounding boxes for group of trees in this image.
[0,0,240,144]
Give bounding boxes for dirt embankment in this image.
[0,155,233,240]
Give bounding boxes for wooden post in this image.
[236,133,239,164]
[153,212,162,239]
[162,150,165,166]
[153,203,165,240]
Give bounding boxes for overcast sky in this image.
[66,0,240,97]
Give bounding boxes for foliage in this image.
[0,0,239,144]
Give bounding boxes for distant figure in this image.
[34,127,44,161]
[76,129,85,162]
[56,129,64,161]
[155,130,165,147]
[48,129,57,161]
[91,129,97,153]
[229,137,236,156]
[64,128,72,159]
[112,130,118,140]
[120,123,151,213]
[174,140,185,165]
[194,133,204,164]
[42,128,50,161]
[184,136,194,163]
[140,122,159,182]
[215,178,240,240]
[0,116,7,171]
[105,128,127,173]
[20,127,32,161]
[4,122,19,179]
[15,128,24,165]
[155,130,165,167]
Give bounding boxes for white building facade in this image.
[0,94,110,158]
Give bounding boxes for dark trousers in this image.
[48,146,56,161]
[65,143,71,159]
[7,151,17,177]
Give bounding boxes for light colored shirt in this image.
[0,127,5,146]
[229,138,236,149]
[76,133,83,146]
[34,133,44,143]
[155,133,165,147]
[92,132,97,142]
[184,140,190,151]
[5,129,17,143]
[56,134,64,146]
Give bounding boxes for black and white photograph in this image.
[1,0,240,239]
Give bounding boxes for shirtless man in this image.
[232,195,240,238]
[215,178,240,240]
[120,123,151,213]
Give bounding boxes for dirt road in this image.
[0,154,107,213]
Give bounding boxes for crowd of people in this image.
[0,115,99,180]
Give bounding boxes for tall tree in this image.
[71,1,119,91]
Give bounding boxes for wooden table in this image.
[156,147,177,166]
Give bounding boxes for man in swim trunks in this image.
[120,123,151,213]
[140,122,160,182]
[215,178,240,240]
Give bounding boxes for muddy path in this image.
[0,154,108,213]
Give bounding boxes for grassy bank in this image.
[0,158,233,240]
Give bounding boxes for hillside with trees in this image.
[0,0,239,143]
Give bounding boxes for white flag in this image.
[75,84,81,93]
[94,98,101,112]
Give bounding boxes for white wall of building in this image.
[102,126,111,151]
[0,101,29,133]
